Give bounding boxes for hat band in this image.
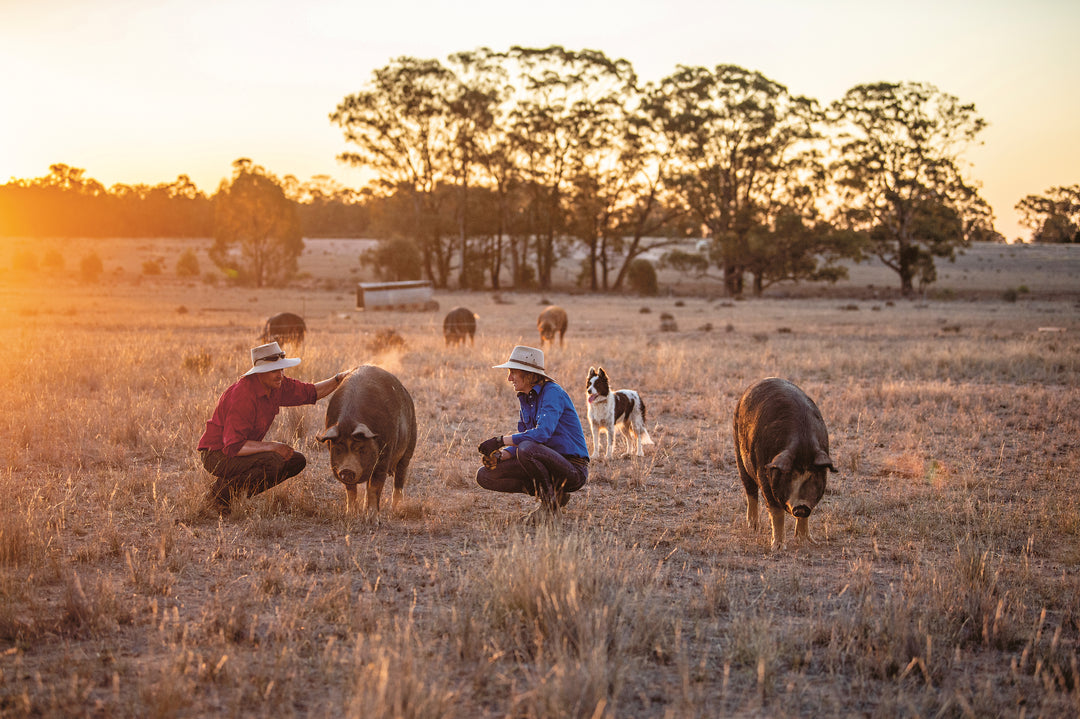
[254,352,286,365]
[512,357,545,372]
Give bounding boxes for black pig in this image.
[317,365,417,514]
[262,312,306,346]
[733,378,836,551]
[443,307,477,347]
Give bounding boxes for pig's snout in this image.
[790,504,811,518]
[338,469,357,484]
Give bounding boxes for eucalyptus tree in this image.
[210,159,302,287]
[502,45,638,290]
[445,48,516,288]
[829,81,993,294]
[648,65,826,296]
[605,87,696,292]
[1015,184,1079,243]
[330,56,458,286]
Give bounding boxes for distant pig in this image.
[443,306,477,347]
[316,365,417,514]
[733,378,836,552]
[537,305,568,349]
[262,312,306,346]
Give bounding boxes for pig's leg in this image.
[767,505,786,552]
[794,516,816,544]
[735,451,759,531]
[344,485,360,514]
[391,459,411,509]
[366,472,386,513]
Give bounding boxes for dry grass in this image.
[1,239,1079,717]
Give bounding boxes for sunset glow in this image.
[2,0,1077,242]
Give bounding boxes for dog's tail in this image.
[639,397,655,445]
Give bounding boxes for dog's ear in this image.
[598,367,607,378]
[588,367,597,378]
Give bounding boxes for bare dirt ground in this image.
[0,238,1078,717]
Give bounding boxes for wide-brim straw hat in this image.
[243,341,301,376]
[492,345,552,380]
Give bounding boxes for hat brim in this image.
[492,360,552,379]
[244,357,302,376]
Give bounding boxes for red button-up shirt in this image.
[197,374,317,456]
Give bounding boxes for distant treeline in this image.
[0,164,371,239]
[6,46,1075,296]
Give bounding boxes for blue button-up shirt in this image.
[509,380,589,458]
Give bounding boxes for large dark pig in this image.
[443,306,477,346]
[316,365,417,514]
[537,305,568,348]
[733,378,836,552]
[262,312,306,346]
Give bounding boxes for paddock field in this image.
[0,239,1078,717]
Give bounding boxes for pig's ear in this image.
[351,423,378,440]
[317,425,339,443]
[814,450,837,472]
[766,450,793,474]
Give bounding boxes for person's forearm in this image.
[236,440,286,456]
[315,372,347,400]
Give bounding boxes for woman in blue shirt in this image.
[477,345,589,521]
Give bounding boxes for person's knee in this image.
[282,452,307,479]
[515,439,543,460]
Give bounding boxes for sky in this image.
[2,0,1077,242]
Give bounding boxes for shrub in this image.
[79,252,103,283]
[1002,288,1018,302]
[42,249,64,271]
[142,259,163,276]
[626,258,658,296]
[176,250,200,277]
[361,238,422,281]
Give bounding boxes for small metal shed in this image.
[355,280,436,311]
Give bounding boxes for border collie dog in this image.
[586,366,654,458]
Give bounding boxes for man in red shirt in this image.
[197,341,352,514]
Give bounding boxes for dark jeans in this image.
[476,439,587,504]
[199,448,307,507]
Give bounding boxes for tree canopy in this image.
[1015,185,1080,244]
[210,159,303,288]
[829,82,992,295]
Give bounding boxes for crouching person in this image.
[197,341,351,514]
[476,345,589,522]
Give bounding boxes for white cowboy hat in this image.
[243,341,301,376]
[492,345,552,380]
